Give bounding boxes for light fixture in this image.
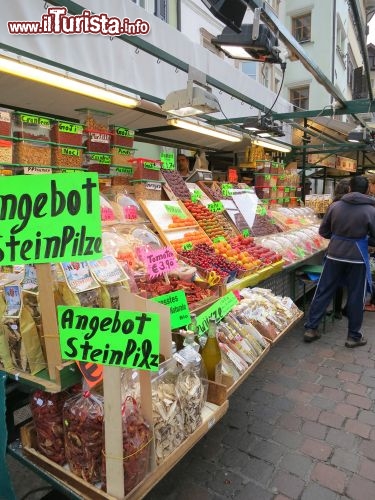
[347,125,372,143]
[201,0,248,33]
[0,55,140,108]
[243,116,285,137]
[251,137,292,153]
[212,24,282,63]
[162,66,220,117]
[167,117,243,142]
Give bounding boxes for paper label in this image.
[61,261,100,294]
[58,306,160,371]
[165,204,187,218]
[191,190,202,202]
[208,201,224,212]
[88,256,128,285]
[115,127,134,138]
[142,247,178,278]
[61,147,80,156]
[20,114,50,127]
[152,290,191,330]
[212,236,226,243]
[23,166,53,175]
[160,152,175,170]
[21,265,38,294]
[145,182,161,191]
[4,285,22,318]
[182,242,193,251]
[58,122,83,134]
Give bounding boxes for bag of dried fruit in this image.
[102,396,152,495]
[30,389,70,465]
[63,390,104,483]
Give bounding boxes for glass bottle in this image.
[200,319,222,383]
[183,329,200,352]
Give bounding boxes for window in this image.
[200,28,224,58]
[274,77,280,92]
[290,86,309,110]
[336,15,346,60]
[132,0,146,7]
[261,65,271,89]
[292,13,311,43]
[347,45,355,93]
[242,61,257,79]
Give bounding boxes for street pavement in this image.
[6,308,375,500]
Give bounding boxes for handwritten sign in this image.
[115,127,134,138]
[182,242,194,251]
[191,190,202,203]
[143,247,178,278]
[256,205,267,216]
[208,201,225,213]
[23,166,53,175]
[242,229,250,237]
[20,113,50,127]
[152,290,191,330]
[212,236,226,243]
[228,169,238,183]
[58,306,160,371]
[196,292,239,335]
[221,183,233,196]
[58,122,83,134]
[123,205,138,220]
[61,147,80,157]
[160,152,175,170]
[165,204,187,219]
[0,173,102,265]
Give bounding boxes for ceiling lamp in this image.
[201,0,248,33]
[167,117,243,142]
[162,66,220,117]
[347,125,372,143]
[251,137,292,153]
[243,116,285,137]
[0,54,140,108]
[212,24,282,63]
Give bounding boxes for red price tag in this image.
[101,206,115,221]
[123,205,138,220]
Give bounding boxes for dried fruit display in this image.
[31,390,68,465]
[102,397,151,495]
[183,201,237,241]
[161,169,191,199]
[63,391,104,483]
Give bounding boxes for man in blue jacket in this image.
[304,175,375,347]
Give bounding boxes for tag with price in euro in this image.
[142,247,178,278]
[208,201,224,213]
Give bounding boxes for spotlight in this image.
[347,125,372,143]
[201,0,248,33]
[243,115,285,137]
[212,24,282,63]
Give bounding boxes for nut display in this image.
[0,110,12,136]
[133,181,163,201]
[0,140,13,163]
[52,146,82,168]
[13,142,51,166]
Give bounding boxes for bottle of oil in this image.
[201,318,222,382]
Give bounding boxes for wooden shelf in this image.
[266,311,304,347]
[16,400,229,500]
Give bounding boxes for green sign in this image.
[191,190,202,203]
[196,292,239,335]
[58,306,159,371]
[20,114,50,127]
[264,174,271,180]
[152,290,191,330]
[165,204,187,218]
[182,242,193,251]
[0,173,102,265]
[58,122,83,134]
[144,161,159,170]
[115,127,134,138]
[61,147,80,156]
[90,154,111,165]
[284,187,290,193]
[221,183,233,196]
[114,166,133,175]
[208,201,224,212]
[160,152,175,170]
[116,147,132,156]
[242,229,250,237]
[212,236,226,243]
[256,205,267,216]
[284,197,290,203]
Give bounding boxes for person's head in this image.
[367,173,375,196]
[350,175,369,194]
[333,178,350,201]
[177,154,190,176]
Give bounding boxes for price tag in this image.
[160,152,175,170]
[182,242,193,251]
[221,183,233,196]
[191,190,202,203]
[90,153,111,164]
[116,147,133,156]
[115,127,134,138]
[228,168,238,183]
[61,147,80,156]
[212,236,226,243]
[277,198,284,204]
[242,229,250,237]
[284,187,290,193]
[59,122,83,134]
[143,247,178,278]
[152,290,191,330]
[256,205,267,216]
[280,174,286,180]
[296,246,305,258]
[100,206,115,221]
[123,205,138,220]
[208,201,224,212]
[284,197,290,203]
[144,161,159,171]
[196,292,239,335]
[165,204,187,219]
[264,174,271,180]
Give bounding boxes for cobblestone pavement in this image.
[6,310,375,500]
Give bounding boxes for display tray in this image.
[0,362,81,393]
[18,398,229,500]
[265,310,304,347]
[224,343,270,397]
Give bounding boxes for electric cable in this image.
[262,61,286,120]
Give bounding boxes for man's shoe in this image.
[345,337,367,348]
[304,329,321,343]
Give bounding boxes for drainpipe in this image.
[331,0,336,98]
[177,0,181,31]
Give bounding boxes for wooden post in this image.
[35,264,61,380]
[103,365,125,499]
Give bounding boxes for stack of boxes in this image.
[254,159,301,208]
